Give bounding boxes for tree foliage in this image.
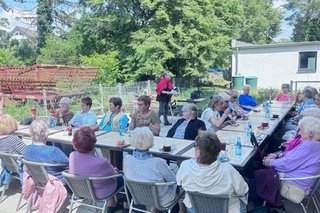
[238,0,283,44]
[0,47,24,66]
[80,52,121,85]
[285,0,320,41]
[38,33,82,65]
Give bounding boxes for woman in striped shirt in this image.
[0,114,27,186]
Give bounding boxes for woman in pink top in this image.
[275,83,295,101]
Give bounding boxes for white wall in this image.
[232,44,320,90]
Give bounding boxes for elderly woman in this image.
[70,127,128,212]
[129,95,161,136]
[0,114,26,185]
[227,90,247,116]
[54,97,74,126]
[124,127,177,209]
[296,87,315,114]
[69,97,97,128]
[93,97,128,132]
[92,97,129,170]
[24,119,69,180]
[239,84,257,112]
[167,103,206,140]
[176,131,248,213]
[275,83,295,102]
[0,114,26,155]
[263,116,320,204]
[201,95,234,131]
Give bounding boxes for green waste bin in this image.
[245,76,258,90]
[232,75,244,90]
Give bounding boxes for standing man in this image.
[156,71,174,126]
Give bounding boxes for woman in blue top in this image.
[69,97,97,128]
[239,84,257,112]
[24,119,69,181]
[92,97,128,170]
[93,97,128,132]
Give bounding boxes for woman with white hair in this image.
[263,116,320,203]
[167,103,206,140]
[123,127,177,208]
[24,119,69,180]
[201,95,234,131]
[239,84,257,112]
[54,97,74,126]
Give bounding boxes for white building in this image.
[231,40,320,90]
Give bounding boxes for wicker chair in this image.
[62,170,124,213]
[0,151,23,205]
[124,177,184,213]
[187,191,248,213]
[279,174,320,213]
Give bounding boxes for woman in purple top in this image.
[263,116,320,203]
[69,127,128,212]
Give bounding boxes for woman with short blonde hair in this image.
[0,114,26,155]
[0,114,18,135]
[201,95,234,131]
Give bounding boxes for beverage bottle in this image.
[246,121,252,137]
[265,104,271,119]
[49,116,56,128]
[235,137,242,157]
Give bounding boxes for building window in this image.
[298,51,317,72]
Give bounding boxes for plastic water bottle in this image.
[265,104,271,119]
[235,137,242,157]
[246,121,252,137]
[49,116,56,128]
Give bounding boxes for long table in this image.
[16,101,294,171]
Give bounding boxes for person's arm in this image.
[159,159,176,182]
[149,123,160,136]
[53,148,69,164]
[84,111,97,126]
[231,168,249,196]
[209,108,231,129]
[119,115,129,130]
[129,113,136,130]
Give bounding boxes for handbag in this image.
[280,182,306,204]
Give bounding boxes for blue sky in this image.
[1,0,292,41]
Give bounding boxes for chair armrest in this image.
[280,174,320,181]
[155,181,176,186]
[89,173,123,181]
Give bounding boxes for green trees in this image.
[238,0,283,44]
[0,0,283,83]
[285,0,320,41]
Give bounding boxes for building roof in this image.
[231,39,320,50]
[10,26,36,38]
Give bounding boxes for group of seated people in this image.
[1,82,320,213]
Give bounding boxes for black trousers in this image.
[158,101,169,123]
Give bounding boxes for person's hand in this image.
[224,107,231,115]
[267,153,277,159]
[114,167,119,174]
[280,141,289,147]
[262,158,271,167]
